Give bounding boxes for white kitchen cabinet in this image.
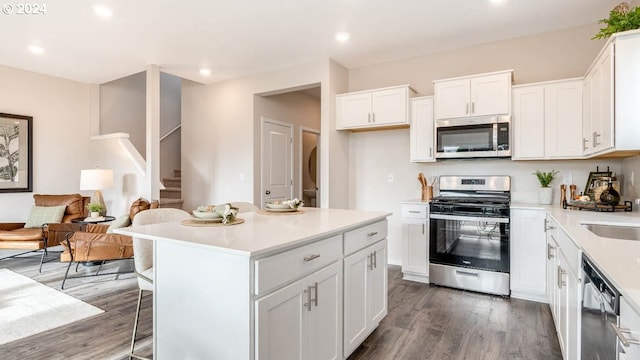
[510,208,547,302]
[583,43,614,155]
[582,31,640,157]
[434,70,512,120]
[545,214,581,360]
[512,79,582,160]
[401,203,429,282]
[343,239,387,358]
[409,96,435,162]
[256,261,341,360]
[336,85,414,130]
[618,297,640,360]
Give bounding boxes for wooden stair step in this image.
[162,177,181,188]
[159,198,184,209]
[160,187,182,199]
[173,169,181,178]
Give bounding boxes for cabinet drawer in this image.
[254,234,342,296]
[344,220,388,255]
[557,228,580,274]
[401,204,428,219]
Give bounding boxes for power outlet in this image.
[563,173,573,185]
[631,171,635,186]
[387,173,394,183]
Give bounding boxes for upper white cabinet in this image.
[336,85,415,130]
[512,79,583,160]
[583,30,640,157]
[510,208,547,302]
[409,96,435,162]
[434,70,512,120]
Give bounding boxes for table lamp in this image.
[80,168,114,216]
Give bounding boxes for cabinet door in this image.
[435,79,469,119]
[619,298,640,360]
[410,97,435,162]
[402,219,428,277]
[343,246,370,356]
[368,239,388,327]
[596,45,614,152]
[582,75,592,155]
[512,85,545,159]
[556,254,569,359]
[510,209,547,300]
[566,264,580,360]
[545,80,583,158]
[336,92,372,129]
[372,87,408,126]
[306,262,341,360]
[470,73,511,117]
[546,216,559,324]
[255,276,307,360]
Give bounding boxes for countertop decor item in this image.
[593,2,640,39]
[599,181,621,206]
[418,172,433,201]
[534,169,558,205]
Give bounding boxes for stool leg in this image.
[61,261,73,290]
[130,288,145,360]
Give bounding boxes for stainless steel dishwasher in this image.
[581,254,620,360]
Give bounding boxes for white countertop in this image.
[512,202,640,315]
[115,207,391,258]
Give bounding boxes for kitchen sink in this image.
[582,222,640,241]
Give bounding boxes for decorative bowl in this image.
[265,201,291,209]
[192,210,222,219]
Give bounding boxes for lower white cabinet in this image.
[510,208,547,302]
[401,203,429,283]
[343,239,388,358]
[619,297,640,360]
[256,261,342,360]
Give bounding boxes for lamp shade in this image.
[80,169,114,190]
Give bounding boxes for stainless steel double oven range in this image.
[429,175,511,296]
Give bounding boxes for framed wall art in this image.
[0,113,33,193]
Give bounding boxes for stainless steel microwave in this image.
[435,116,511,159]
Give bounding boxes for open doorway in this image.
[301,128,320,207]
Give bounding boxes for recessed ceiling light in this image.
[200,68,211,76]
[93,5,113,18]
[28,45,44,55]
[335,32,350,43]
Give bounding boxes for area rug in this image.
[0,269,104,345]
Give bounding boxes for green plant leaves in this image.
[593,6,640,39]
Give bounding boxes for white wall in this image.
[621,156,640,205]
[160,73,182,181]
[181,60,349,212]
[0,65,93,221]
[346,23,626,265]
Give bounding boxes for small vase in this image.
[538,187,553,205]
[599,182,620,206]
[90,211,100,218]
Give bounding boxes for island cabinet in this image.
[512,79,583,160]
[115,209,390,360]
[336,85,415,131]
[545,214,581,360]
[618,297,640,360]
[343,222,388,358]
[509,208,547,302]
[582,30,640,157]
[434,70,512,120]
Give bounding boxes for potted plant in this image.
[593,2,640,39]
[534,170,559,205]
[87,203,103,218]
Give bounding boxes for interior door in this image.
[262,118,293,206]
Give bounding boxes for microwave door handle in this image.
[492,123,498,153]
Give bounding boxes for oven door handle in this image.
[429,213,510,224]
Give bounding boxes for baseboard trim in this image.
[402,271,429,284]
[510,289,549,303]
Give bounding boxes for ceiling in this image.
[0,0,620,85]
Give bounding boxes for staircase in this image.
[159,169,184,209]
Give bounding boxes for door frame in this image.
[298,126,320,207]
[261,117,294,206]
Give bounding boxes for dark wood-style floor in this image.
[0,251,561,360]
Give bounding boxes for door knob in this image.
[265,190,271,195]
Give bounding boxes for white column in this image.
[146,65,161,201]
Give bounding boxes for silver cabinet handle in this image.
[408,210,421,213]
[303,287,312,311]
[583,138,589,151]
[372,112,375,122]
[544,218,548,232]
[429,147,433,158]
[611,323,640,347]
[471,102,475,114]
[304,254,320,262]
[373,250,377,269]
[367,231,378,237]
[368,113,371,123]
[558,266,566,289]
[367,253,374,270]
[547,243,555,260]
[593,131,601,146]
[422,223,425,235]
[310,282,318,307]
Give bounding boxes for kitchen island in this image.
[115,207,391,360]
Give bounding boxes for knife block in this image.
[421,186,433,201]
